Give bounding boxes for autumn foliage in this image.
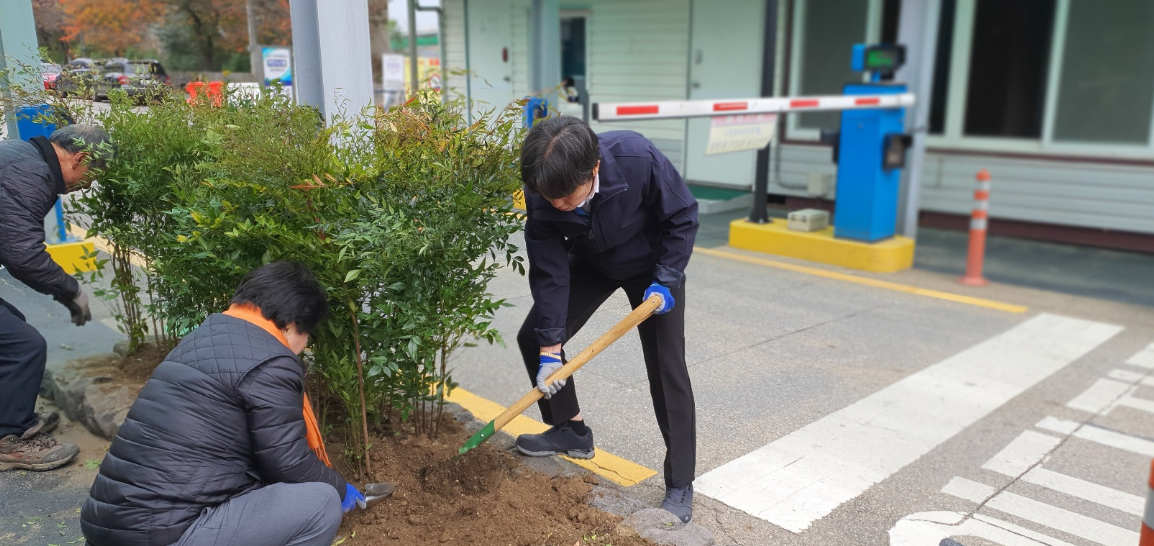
[59,0,163,56]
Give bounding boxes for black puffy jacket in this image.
[0,136,80,299]
[80,314,346,546]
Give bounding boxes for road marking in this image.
[1036,416,1079,435]
[891,511,1078,546]
[1118,395,1154,414]
[942,477,1140,545]
[694,246,1029,314]
[943,476,997,502]
[1037,417,1154,457]
[1027,468,1144,516]
[1067,378,1132,414]
[444,387,657,487]
[1109,369,1148,383]
[982,430,1060,476]
[696,313,1122,532]
[982,431,1145,515]
[1126,343,1154,369]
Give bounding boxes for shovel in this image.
[356,482,394,509]
[457,294,663,456]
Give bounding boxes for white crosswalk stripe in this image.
[893,339,1154,546]
[697,313,1123,533]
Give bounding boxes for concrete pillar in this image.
[894,0,942,240]
[0,0,41,139]
[289,0,374,122]
[530,0,562,106]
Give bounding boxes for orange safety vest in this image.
[223,303,333,467]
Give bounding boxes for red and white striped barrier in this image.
[593,93,915,122]
[958,169,992,287]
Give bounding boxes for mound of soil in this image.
[338,418,654,546]
[118,343,168,383]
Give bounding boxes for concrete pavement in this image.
[450,229,1154,546]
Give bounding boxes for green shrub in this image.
[75,89,525,471]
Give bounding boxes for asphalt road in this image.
[451,232,1154,546]
[4,228,1154,546]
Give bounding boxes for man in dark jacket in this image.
[81,262,366,546]
[514,116,699,522]
[0,124,108,472]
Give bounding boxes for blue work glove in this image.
[536,351,565,399]
[342,482,366,513]
[644,282,674,314]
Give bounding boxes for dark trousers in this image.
[0,297,48,438]
[516,263,696,488]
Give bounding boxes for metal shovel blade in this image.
[360,482,394,508]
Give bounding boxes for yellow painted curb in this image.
[45,241,98,273]
[730,219,915,273]
[445,387,657,487]
[695,246,1028,314]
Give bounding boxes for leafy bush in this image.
[73,89,525,470]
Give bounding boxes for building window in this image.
[962,0,1055,138]
[790,0,1154,155]
[792,0,873,131]
[1052,0,1154,144]
[928,0,956,135]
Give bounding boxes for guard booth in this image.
[593,43,916,273]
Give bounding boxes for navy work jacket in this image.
[524,130,699,346]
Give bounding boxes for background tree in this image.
[32,0,70,62]
[252,0,292,46]
[160,0,246,71]
[59,0,162,57]
[368,0,389,88]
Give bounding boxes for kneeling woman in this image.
[81,262,366,546]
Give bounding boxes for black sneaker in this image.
[662,483,693,523]
[515,422,595,459]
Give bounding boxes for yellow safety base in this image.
[729,219,915,273]
[45,241,98,274]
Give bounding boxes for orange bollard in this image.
[186,81,205,105]
[958,169,991,287]
[1142,459,1154,546]
[207,81,224,107]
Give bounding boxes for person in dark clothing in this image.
[514,116,699,522]
[0,124,109,472]
[80,262,367,546]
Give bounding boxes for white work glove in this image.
[57,289,91,326]
[536,351,565,399]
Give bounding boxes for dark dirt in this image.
[117,343,168,383]
[87,345,653,545]
[336,418,655,546]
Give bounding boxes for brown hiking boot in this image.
[21,411,60,439]
[0,433,80,471]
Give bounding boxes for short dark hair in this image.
[230,261,330,335]
[49,124,112,170]
[520,116,599,200]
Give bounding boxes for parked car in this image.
[56,58,105,99]
[56,68,102,99]
[97,60,171,102]
[41,63,62,91]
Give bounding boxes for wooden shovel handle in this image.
[492,294,663,432]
